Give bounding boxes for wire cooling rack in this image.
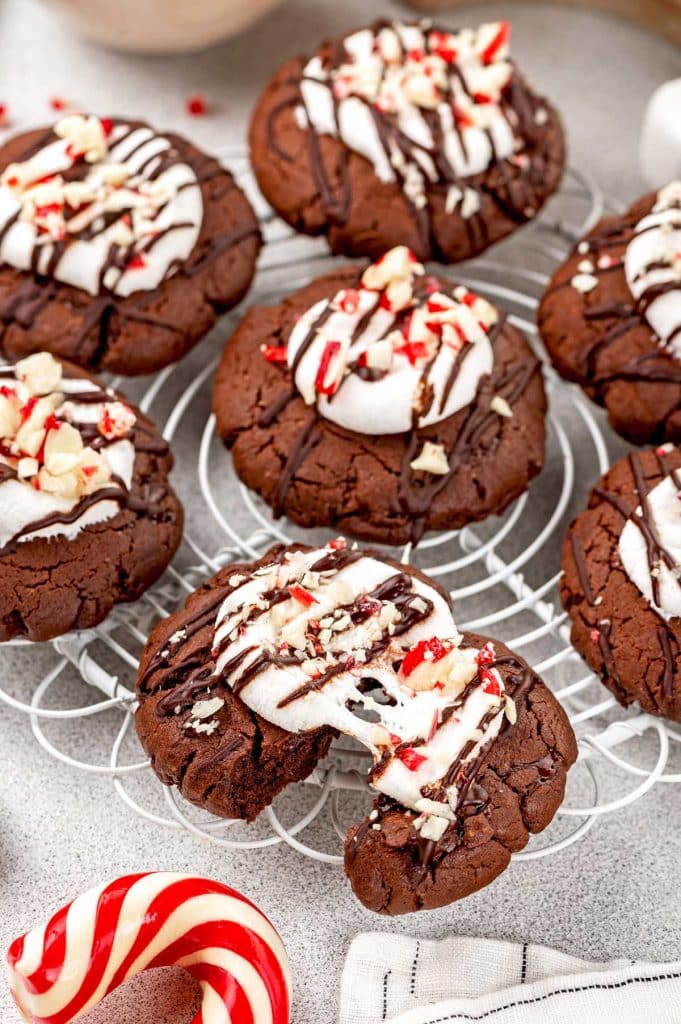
[2,153,680,868]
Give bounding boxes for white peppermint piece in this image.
[410,441,450,475]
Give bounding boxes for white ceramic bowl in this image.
[43,0,287,54]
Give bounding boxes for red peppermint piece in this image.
[0,104,8,127]
[475,642,495,667]
[0,385,16,398]
[480,668,501,696]
[426,298,452,315]
[328,537,347,550]
[389,732,402,745]
[401,637,451,678]
[394,340,429,365]
[186,94,208,116]
[49,97,68,111]
[453,104,474,128]
[35,203,62,218]
[590,628,601,643]
[288,584,318,608]
[473,92,492,105]
[19,396,39,422]
[429,31,457,63]
[355,595,381,618]
[315,340,342,396]
[100,118,113,136]
[396,748,427,772]
[337,288,360,314]
[34,416,60,464]
[81,464,98,477]
[407,48,425,62]
[441,322,468,349]
[5,176,18,187]
[127,252,147,270]
[261,345,288,364]
[428,711,440,741]
[481,22,510,64]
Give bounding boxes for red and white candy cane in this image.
[6,872,291,1024]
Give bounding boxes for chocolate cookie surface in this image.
[539,183,681,445]
[249,19,565,263]
[0,114,261,375]
[136,540,576,914]
[213,248,547,546]
[0,351,183,642]
[562,446,681,722]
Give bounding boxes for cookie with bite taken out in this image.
[136,538,577,914]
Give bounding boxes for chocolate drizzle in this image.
[400,337,537,543]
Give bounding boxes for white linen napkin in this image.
[340,933,681,1024]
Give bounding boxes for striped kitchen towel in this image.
[340,933,681,1024]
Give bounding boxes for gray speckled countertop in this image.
[0,2,681,1023]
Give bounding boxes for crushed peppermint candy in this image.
[190,697,225,720]
[410,441,450,475]
[490,395,513,418]
[571,272,599,294]
[287,246,499,436]
[186,93,208,116]
[0,351,136,503]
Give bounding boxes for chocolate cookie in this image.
[0,113,261,375]
[0,351,183,642]
[135,539,576,915]
[249,19,565,263]
[213,246,547,545]
[562,445,681,722]
[539,182,681,445]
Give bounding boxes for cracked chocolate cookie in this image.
[213,245,547,545]
[249,19,565,263]
[135,539,576,915]
[0,113,261,375]
[539,182,681,445]
[0,351,183,642]
[562,445,681,722]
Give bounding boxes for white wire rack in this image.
[2,153,680,870]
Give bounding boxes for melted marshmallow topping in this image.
[209,541,516,833]
[624,181,681,356]
[0,352,136,548]
[619,455,681,621]
[0,114,202,297]
[298,20,518,212]
[280,245,498,435]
